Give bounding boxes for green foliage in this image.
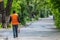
[4,0,52,26]
[49,0,60,28]
[4,0,7,8]
[0,23,2,28]
[11,0,21,13]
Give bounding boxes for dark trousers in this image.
[12,25,18,38]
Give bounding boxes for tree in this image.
[5,0,13,28]
[5,0,13,16]
[2,0,52,27]
[0,0,13,28]
[0,0,6,28]
[48,0,60,28]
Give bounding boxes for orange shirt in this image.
[11,13,19,25]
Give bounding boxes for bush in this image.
[53,9,60,28]
[55,14,60,28]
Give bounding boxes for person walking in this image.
[9,10,20,38]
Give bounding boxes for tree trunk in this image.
[0,1,6,28]
[6,0,13,16]
[0,0,13,28]
[5,0,13,28]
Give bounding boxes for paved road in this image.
[0,16,60,40]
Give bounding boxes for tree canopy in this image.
[2,0,60,28]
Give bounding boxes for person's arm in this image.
[17,16,20,23]
[9,16,12,23]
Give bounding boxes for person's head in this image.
[13,10,16,14]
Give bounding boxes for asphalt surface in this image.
[0,16,60,40]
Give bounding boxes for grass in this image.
[0,23,2,28]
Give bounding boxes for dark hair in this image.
[13,10,16,13]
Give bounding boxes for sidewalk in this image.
[0,36,60,40]
[0,17,60,40]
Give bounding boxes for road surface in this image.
[0,16,60,40]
